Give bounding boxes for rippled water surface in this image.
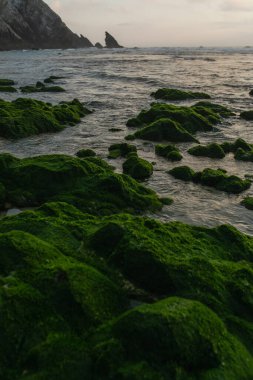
[0,47,253,234]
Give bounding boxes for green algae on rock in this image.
[44,76,65,84]
[108,143,137,159]
[0,98,91,139]
[169,166,251,194]
[151,88,211,101]
[0,79,15,86]
[20,81,65,93]
[1,203,253,378]
[0,153,162,213]
[241,197,253,210]
[123,155,153,180]
[0,86,17,92]
[155,144,183,161]
[76,149,96,158]
[188,143,226,159]
[240,110,253,121]
[126,102,233,142]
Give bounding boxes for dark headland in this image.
[0,0,123,50]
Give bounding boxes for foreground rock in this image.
[169,166,251,194]
[1,202,253,378]
[0,153,162,213]
[0,98,90,139]
[0,0,93,51]
[126,102,233,142]
[151,88,211,101]
[105,31,123,48]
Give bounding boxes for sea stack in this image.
[0,0,93,51]
[105,31,123,48]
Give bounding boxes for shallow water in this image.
[0,47,253,234]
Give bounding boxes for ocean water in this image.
[0,47,253,234]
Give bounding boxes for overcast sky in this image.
[45,0,253,47]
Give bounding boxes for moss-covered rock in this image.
[126,102,232,142]
[90,297,253,380]
[20,81,65,93]
[123,155,153,180]
[1,203,253,377]
[0,153,162,213]
[188,143,226,159]
[76,149,96,158]
[44,76,64,84]
[0,86,17,92]
[155,144,183,161]
[169,166,251,193]
[241,197,253,210]
[0,98,91,139]
[151,88,211,101]
[240,110,253,121]
[108,143,137,159]
[0,79,15,86]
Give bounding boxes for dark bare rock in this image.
[95,42,103,49]
[105,31,123,48]
[0,0,93,51]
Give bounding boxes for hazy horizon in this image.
[45,0,253,47]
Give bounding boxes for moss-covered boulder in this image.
[126,102,233,142]
[0,79,15,86]
[129,118,198,143]
[123,155,153,180]
[0,98,91,139]
[155,144,182,161]
[0,86,17,92]
[108,143,137,159]
[188,143,226,159]
[241,197,253,210]
[169,166,251,194]
[90,297,253,380]
[0,153,162,213]
[240,110,253,121]
[151,88,211,101]
[44,76,64,84]
[20,81,65,93]
[76,149,96,158]
[235,148,253,162]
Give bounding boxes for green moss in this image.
[240,110,253,120]
[108,143,137,159]
[76,149,96,158]
[91,297,253,380]
[20,81,65,93]
[0,79,15,86]
[169,166,251,194]
[0,153,162,213]
[126,102,232,142]
[155,144,183,161]
[169,166,195,181]
[0,98,91,139]
[235,148,253,162]
[241,197,253,210]
[151,88,211,101]
[0,86,17,92]
[188,143,226,159]
[132,118,198,142]
[123,155,153,180]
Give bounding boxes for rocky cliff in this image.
[0,0,93,50]
[105,31,123,48]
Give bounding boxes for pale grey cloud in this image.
[45,0,253,47]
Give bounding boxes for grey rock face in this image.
[95,42,103,49]
[105,31,123,48]
[0,0,93,50]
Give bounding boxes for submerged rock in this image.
[20,81,65,93]
[0,86,17,92]
[151,88,211,101]
[0,98,91,139]
[169,166,251,194]
[242,197,253,210]
[108,143,137,159]
[188,143,226,159]
[0,78,15,86]
[105,31,123,48]
[240,110,253,121]
[0,0,93,51]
